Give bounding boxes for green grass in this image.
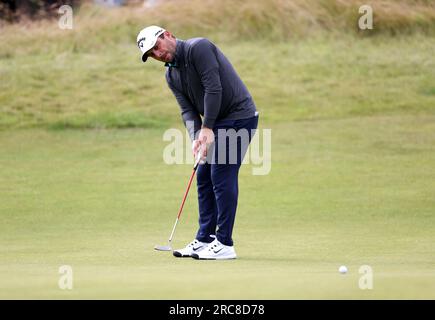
[1,35,434,129]
[1,114,435,299]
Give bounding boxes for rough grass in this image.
[1,2,435,61]
[0,1,434,129]
[0,35,434,129]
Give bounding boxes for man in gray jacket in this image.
[137,26,258,260]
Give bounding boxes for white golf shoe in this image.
[173,239,209,258]
[191,239,237,260]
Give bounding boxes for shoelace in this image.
[188,240,199,248]
[208,243,219,251]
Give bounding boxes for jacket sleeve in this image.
[166,71,202,141]
[191,39,222,129]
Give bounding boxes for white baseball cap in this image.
[136,25,166,62]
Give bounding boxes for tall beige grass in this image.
[1,0,434,51]
[143,0,435,38]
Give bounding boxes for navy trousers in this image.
[195,114,259,246]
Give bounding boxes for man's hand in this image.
[192,139,201,158]
[196,127,214,160]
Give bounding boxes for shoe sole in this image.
[173,251,192,258]
[173,249,207,258]
[191,253,237,260]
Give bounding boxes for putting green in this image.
[1,114,434,299]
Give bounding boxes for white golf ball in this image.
[339,265,348,274]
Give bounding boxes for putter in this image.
[154,148,203,252]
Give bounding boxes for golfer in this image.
[137,26,258,260]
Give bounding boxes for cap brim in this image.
[141,52,148,62]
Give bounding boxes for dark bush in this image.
[0,0,81,22]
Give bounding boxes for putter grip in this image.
[194,146,203,169]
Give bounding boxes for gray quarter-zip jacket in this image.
[165,38,257,140]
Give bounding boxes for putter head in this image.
[154,244,172,251]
